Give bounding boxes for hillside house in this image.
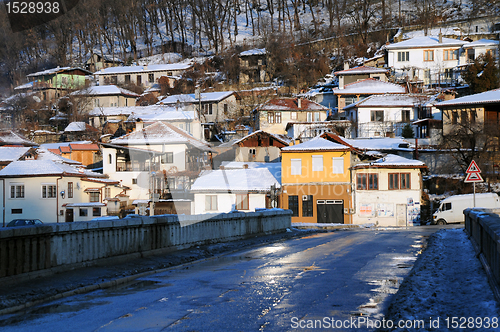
[85,53,124,72]
[233,130,291,163]
[238,48,269,84]
[71,85,139,112]
[102,122,212,201]
[94,63,192,88]
[27,66,92,101]
[254,98,329,136]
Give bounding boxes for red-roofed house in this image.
[253,98,329,135]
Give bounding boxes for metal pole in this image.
[473,182,476,207]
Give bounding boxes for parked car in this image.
[6,219,44,227]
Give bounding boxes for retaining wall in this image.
[0,209,291,281]
[464,208,500,288]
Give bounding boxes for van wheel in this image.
[436,219,446,225]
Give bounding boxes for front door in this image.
[396,204,406,226]
[317,200,344,224]
[65,208,74,223]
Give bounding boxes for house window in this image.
[275,112,281,123]
[42,185,56,198]
[314,112,320,121]
[111,76,117,84]
[332,157,344,174]
[79,208,88,217]
[443,49,459,61]
[389,173,399,190]
[68,182,73,198]
[470,110,476,123]
[451,111,458,124]
[290,112,297,120]
[268,112,275,123]
[461,111,467,125]
[11,209,22,214]
[371,110,384,122]
[357,173,378,190]
[397,51,409,62]
[162,152,174,164]
[236,194,249,210]
[148,73,154,83]
[205,195,217,211]
[402,110,410,122]
[224,104,228,114]
[204,104,213,115]
[290,159,302,175]
[424,50,434,61]
[312,155,323,172]
[125,75,131,84]
[400,173,411,189]
[302,195,313,217]
[93,207,101,217]
[10,184,24,198]
[89,192,100,202]
[288,196,299,217]
[132,178,138,184]
[137,75,142,85]
[307,112,313,122]
[105,187,111,199]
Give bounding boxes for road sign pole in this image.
[474,182,476,207]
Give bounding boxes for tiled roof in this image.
[233,130,292,146]
[334,78,406,95]
[69,143,99,151]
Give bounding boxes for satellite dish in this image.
[33,96,41,103]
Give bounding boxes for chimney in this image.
[298,98,302,109]
[219,165,225,170]
[135,119,143,131]
[344,62,349,70]
[438,30,443,43]
[243,164,248,169]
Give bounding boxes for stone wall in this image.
[0,209,291,280]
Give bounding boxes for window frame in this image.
[371,110,384,122]
[68,182,73,198]
[236,194,249,210]
[302,195,313,217]
[312,155,323,172]
[10,183,25,199]
[290,159,302,175]
[288,195,299,217]
[388,173,400,190]
[42,184,56,199]
[357,173,378,190]
[332,157,344,174]
[89,192,100,203]
[424,50,434,62]
[400,173,411,189]
[205,195,218,211]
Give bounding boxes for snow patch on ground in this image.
[381,228,499,331]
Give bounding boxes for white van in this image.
[432,193,500,225]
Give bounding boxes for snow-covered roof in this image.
[333,78,406,95]
[353,154,426,168]
[0,160,102,177]
[191,167,279,192]
[239,48,266,56]
[337,137,412,151]
[71,85,139,97]
[14,82,34,90]
[158,91,236,104]
[386,36,467,49]
[257,98,329,111]
[462,39,499,48]
[233,130,292,146]
[132,109,196,122]
[334,66,388,75]
[110,122,211,151]
[0,130,36,146]
[282,136,349,152]
[65,202,106,207]
[27,66,91,77]
[436,88,500,107]
[0,147,31,162]
[35,148,84,164]
[64,122,87,132]
[220,161,282,184]
[94,63,192,75]
[344,93,438,109]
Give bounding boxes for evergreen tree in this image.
[402,123,414,138]
[462,53,500,94]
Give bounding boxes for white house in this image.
[351,154,427,226]
[386,35,468,85]
[94,63,193,88]
[462,39,499,62]
[89,105,203,140]
[102,122,212,201]
[343,93,442,138]
[0,160,124,225]
[71,85,139,112]
[190,167,280,214]
[158,91,240,140]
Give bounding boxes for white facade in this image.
[386,36,468,85]
[351,155,426,227]
[193,193,267,214]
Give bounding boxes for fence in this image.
[0,209,291,281]
[464,208,500,290]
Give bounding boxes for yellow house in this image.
[281,136,353,224]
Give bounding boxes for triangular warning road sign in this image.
[466,160,481,174]
[465,172,484,182]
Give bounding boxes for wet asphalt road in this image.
[0,227,443,331]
